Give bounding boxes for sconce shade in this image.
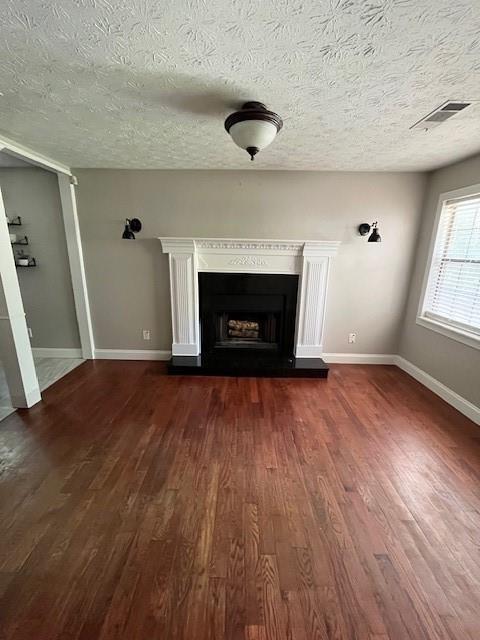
[129,218,142,233]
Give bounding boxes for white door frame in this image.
[0,133,94,359]
[0,189,41,407]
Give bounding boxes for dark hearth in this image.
[168,353,329,378]
[168,272,329,378]
[199,272,298,356]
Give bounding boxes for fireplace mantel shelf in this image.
[159,237,340,257]
[159,237,341,358]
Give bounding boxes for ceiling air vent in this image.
[411,101,472,130]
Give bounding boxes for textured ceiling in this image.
[1,0,480,170]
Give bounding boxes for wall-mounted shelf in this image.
[15,258,37,268]
[11,236,28,246]
[7,217,37,266]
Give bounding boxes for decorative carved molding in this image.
[195,240,303,252]
[228,256,268,266]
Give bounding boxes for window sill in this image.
[416,316,480,351]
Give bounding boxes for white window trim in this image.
[416,182,480,351]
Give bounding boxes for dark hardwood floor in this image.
[0,361,479,639]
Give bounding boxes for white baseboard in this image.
[94,349,171,361]
[323,353,396,364]
[394,356,480,425]
[32,348,83,359]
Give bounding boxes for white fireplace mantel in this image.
[159,237,340,358]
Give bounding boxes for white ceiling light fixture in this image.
[224,102,283,161]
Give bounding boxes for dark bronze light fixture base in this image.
[224,103,283,132]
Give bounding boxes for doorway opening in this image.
[0,148,89,420]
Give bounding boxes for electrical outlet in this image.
[142,329,151,341]
[27,327,33,338]
[348,332,356,344]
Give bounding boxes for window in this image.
[418,187,480,349]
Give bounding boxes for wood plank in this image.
[0,360,478,639]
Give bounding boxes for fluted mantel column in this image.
[161,239,199,356]
[295,243,332,358]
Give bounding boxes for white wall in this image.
[399,155,480,407]
[0,168,81,349]
[75,169,426,355]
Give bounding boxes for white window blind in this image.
[424,194,480,337]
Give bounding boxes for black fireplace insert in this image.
[199,272,299,356]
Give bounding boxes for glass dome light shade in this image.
[228,119,278,151]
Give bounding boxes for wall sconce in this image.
[358,221,381,243]
[122,218,142,240]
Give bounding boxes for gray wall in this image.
[399,155,480,407]
[76,170,426,354]
[0,168,80,349]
